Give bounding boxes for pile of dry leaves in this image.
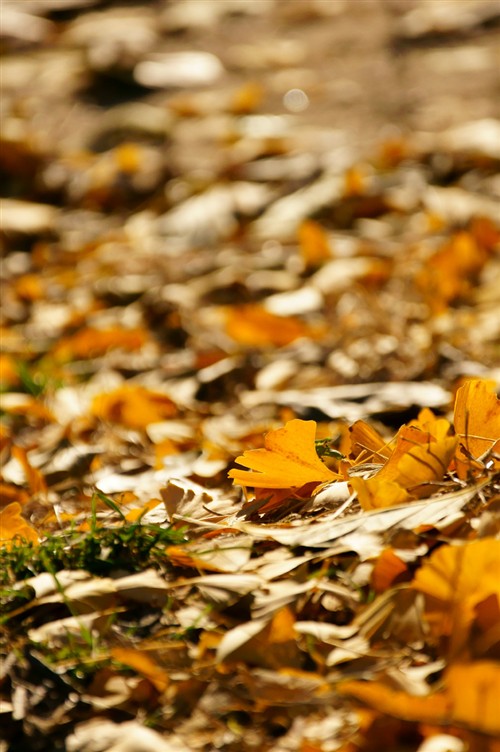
[1,1,500,751]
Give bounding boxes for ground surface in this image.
[1,1,500,751]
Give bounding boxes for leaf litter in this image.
[1,1,500,750]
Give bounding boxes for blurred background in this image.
[2,0,500,397]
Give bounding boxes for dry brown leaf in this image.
[217,607,301,668]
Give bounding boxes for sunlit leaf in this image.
[0,502,39,549]
[387,435,457,494]
[376,425,457,497]
[92,386,177,430]
[348,419,392,462]
[453,378,500,479]
[409,408,453,442]
[228,419,341,489]
[350,476,409,511]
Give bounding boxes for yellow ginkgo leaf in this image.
[409,407,452,442]
[348,420,392,462]
[228,419,341,489]
[377,426,457,497]
[388,435,457,494]
[0,502,39,550]
[412,538,500,655]
[453,378,500,479]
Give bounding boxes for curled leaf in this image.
[453,378,500,479]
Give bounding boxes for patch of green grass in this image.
[0,520,187,589]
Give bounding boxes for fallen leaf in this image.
[0,501,39,549]
[111,647,169,692]
[216,607,301,668]
[341,661,500,736]
[11,445,47,496]
[348,419,392,462]
[371,549,409,593]
[224,304,321,347]
[453,378,500,479]
[412,538,500,656]
[229,419,341,489]
[350,477,409,511]
[298,220,332,268]
[54,327,150,361]
[92,385,177,429]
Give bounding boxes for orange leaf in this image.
[54,327,149,361]
[0,483,29,508]
[453,378,500,479]
[341,661,500,736]
[371,549,408,593]
[11,445,47,496]
[111,647,169,693]
[0,502,39,549]
[298,220,332,268]
[228,419,341,490]
[224,304,322,348]
[416,230,490,313]
[92,386,177,430]
[0,354,20,388]
[340,678,449,727]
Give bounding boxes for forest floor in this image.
[1,1,500,751]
